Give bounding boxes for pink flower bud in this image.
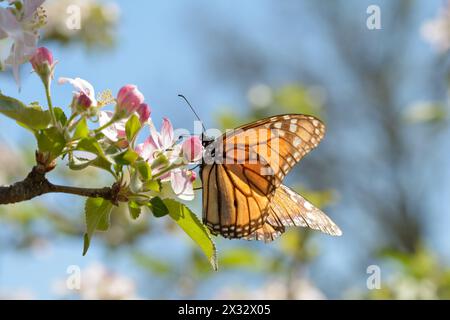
[182,136,203,162]
[137,103,151,123]
[30,47,54,85]
[116,85,144,116]
[189,171,197,183]
[76,92,93,109]
[30,47,53,71]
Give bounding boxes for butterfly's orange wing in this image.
[244,185,342,242]
[201,114,329,239]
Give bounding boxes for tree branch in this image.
[0,166,121,205]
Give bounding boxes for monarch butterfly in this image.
[200,114,342,242]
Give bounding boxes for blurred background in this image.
[1,0,450,299]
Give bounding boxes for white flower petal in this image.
[99,111,119,141]
[147,119,162,150]
[170,169,194,201]
[136,137,158,161]
[161,118,174,149]
[58,77,97,106]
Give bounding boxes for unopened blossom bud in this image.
[116,85,144,117]
[137,103,151,123]
[189,171,197,183]
[30,47,55,86]
[182,136,203,162]
[76,92,93,110]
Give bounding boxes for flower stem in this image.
[66,112,78,130]
[152,162,183,179]
[45,84,57,126]
[94,118,116,133]
[68,116,84,132]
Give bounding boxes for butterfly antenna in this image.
[178,94,206,133]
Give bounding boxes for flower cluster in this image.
[135,118,201,200]
[0,0,46,86]
[49,53,203,201]
[0,44,216,267]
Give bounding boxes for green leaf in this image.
[83,197,113,255]
[104,143,121,156]
[36,127,66,159]
[73,117,89,139]
[0,93,51,130]
[76,137,115,172]
[77,137,106,157]
[135,160,152,181]
[128,201,142,220]
[90,156,114,174]
[125,113,141,142]
[163,199,218,271]
[143,180,161,192]
[68,155,113,175]
[68,156,92,170]
[53,107,67,127]
[114,149,139,165]
[150,153,169,170]
[147,196,168,217]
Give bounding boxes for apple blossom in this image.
[135,136,158,163]
[170,169,195,201]
[58,77,98,112]
[135,118,199,200]
[0,0,46,86]
[136,118,181,173]
[30,47,53,71]
[189,171,197,183]
[137,103,151,123]
[116,84,144,117]
[30,47,55,86]
[98,111,128,148]
[182,136,203,162]
[137,118,178,160]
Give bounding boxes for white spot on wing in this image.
[304,201,313,210]
[293,137,302,147]
[289,124,298,132]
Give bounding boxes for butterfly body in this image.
[200,114,342,242]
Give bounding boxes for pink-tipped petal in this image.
[160,117,174,149]
[147,120,162,151]
[137,103,151,123]
[136,136,158,161]
[182,136,203,162]
[98,111,118,141]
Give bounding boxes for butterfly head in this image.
[200,133,217,167]
[201,133,215,148]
